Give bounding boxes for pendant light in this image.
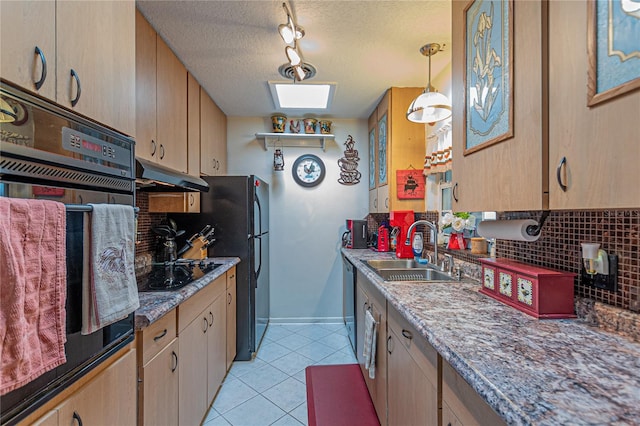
[407,43,452,124]
[0,98,17,123]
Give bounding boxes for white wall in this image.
[227,117,369,322]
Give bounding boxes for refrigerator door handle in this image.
[254,192,263,236]
[254,234,262,285]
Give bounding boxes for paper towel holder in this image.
[525,210,550,237]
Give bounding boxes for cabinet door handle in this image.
[153,328,168,342]
[401,329,413,340]
[229,274,235,280]
[453,182,459,202]
[384,197,389,209]
[202,317,208,333]
[171,351,178,372]
[189,193,194,206]
[387,335,393,354]
[72,411,83,426]
[150,140,157,156]
[556,156,568,192]
[34,46,47,90]
[227,293,232,304]
[70,69,81,107]
[159,144,165,160]
[374,198,377,209]
[209,311,214,326]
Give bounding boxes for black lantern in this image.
[273,148,285,171]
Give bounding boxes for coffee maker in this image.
[343,219,368,249]
[390,210,415,258]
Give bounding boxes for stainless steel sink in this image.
[365,259,428,269]
[375,268,455,282]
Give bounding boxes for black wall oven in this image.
[0,81,136,425]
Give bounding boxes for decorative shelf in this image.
[255,132,335,152]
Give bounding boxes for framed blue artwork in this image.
[463,0,513,155]
[368,127,376,190]
[587,0,640,106]
[377,113,387,186]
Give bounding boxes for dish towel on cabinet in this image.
[82,204,139,335]
[363,309,378,379]
[0,198,67,395]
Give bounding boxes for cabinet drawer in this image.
[178,274,226,332]
[148,192,200,213]
[139,310,177,365]
[388,305,438,382]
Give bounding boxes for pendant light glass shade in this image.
[407,43,452,124]
[285,46,301,66]
[407,90,452,123]
[0,98,17,123]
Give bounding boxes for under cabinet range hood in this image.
[136,157,209,192]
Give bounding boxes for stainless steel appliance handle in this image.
[255,234,263,284]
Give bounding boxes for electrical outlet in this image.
[581,253,618,292]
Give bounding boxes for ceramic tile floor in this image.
[202,323,357,426]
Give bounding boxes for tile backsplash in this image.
[497,210,639,313]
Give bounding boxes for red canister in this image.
[377,226,389,252]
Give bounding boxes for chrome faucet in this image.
[442,253,455,275]
[405,220,439,269]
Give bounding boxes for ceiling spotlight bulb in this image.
[293,65,306,81]
[278,3,304,44]
[286,46,301,66]
[407,43,452,124]
[278,21,295,44]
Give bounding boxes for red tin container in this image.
[479,258,576,319]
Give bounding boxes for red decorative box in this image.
[479,258,576,319]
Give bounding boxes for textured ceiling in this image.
[136,1,452,119]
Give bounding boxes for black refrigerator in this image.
[172,175,269,361]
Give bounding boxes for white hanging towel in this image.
[363,309,378,379]
[82,204,139,334]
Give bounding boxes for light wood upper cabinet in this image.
[56,1,135,136]
[156,35,188,173]
[451,0,545,212]
[200,88,227,176]
[1,1,56,100]
[135,8,157,163]
[369,87,426,213]
[452,0,638,211]
[1,1,135,136]
[135,11,188,173]
[547,0,640,209]
[187,72,201,176]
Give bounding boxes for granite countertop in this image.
[135,257,240,330]
[342,248,640,426]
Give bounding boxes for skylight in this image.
[269,82,336,110]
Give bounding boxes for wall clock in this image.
[292,154,325,187]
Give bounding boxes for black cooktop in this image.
[139,259,222,291]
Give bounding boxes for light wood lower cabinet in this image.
[139,338,179,426]
[178,273,227,425]
[387,304,439,426]
[441,361,505,426]
[137,309,179,426]
[226,267,237,370]
[32,346,137,426]
[355,270,387,425]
